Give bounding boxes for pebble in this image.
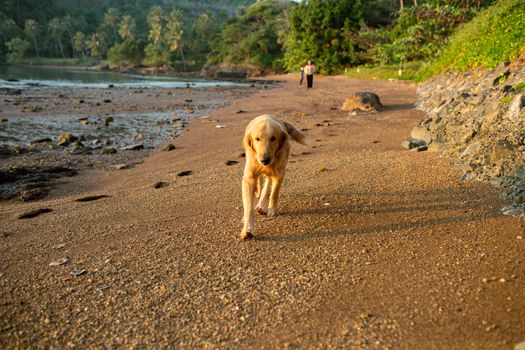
[0,271,4,277]
[121,143,144,151]
[162,143,176,152]
[112,164,130,170]
[49,257,69,267]
[216,124,226,128]
[52,243,66,249]
[102,148,117,154]
[225,160,239,166]
[70,269,87,277]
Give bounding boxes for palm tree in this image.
[166,9,185,69]
[24,19,39,57]
[118,15,136,42]
[147,6,164,45]
[48,17,65,58]
[103,7,119,44]
[87,33,102,58]
[72,32,86,58]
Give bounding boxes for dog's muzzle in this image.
[260,157,271,166]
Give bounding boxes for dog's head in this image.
[244,117,288,167]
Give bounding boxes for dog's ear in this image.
[284,121,307,146]
[276,129,289,154]
[243,133,255,153]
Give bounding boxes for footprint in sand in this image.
[177,170,193,177]
[18,208,53,219]
[74,195,110,202]
[153,181,169,189]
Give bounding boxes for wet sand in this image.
[0,75,524,349]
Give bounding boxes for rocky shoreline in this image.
[0,83,268,202]
[408,56,525,218]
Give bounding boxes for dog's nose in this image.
[261,157,271,165]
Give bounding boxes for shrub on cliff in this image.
[418,0,525,80]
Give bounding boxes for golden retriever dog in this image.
[241,114,306,239]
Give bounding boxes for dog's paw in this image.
[267,208,277,217]
[240,231,254,240]
[255,206,267,216]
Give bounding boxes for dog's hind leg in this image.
[256,175,271,215]
[267,175,283,217]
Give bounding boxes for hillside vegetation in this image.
[1,0,524,80]
[418,0,525,80]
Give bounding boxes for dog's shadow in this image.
[252,187,501,243]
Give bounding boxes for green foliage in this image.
[371,4,481,66]
[515,82,525,93]
[209,0,290,72]
[418,0,525,80]
[108,40,145,68]
[5,37,31,61]
[143,44,172,67]
[284,0,363,74]
[344,61,422,80]
[500,95,513,104]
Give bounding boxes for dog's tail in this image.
[284,121,307,146]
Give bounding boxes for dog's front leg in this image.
[267,176,283,217]
[255,175,271,215]
[241,174,256,239]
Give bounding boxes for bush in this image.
[142,44,172,67]
[5,37,31,61]
[418,0,525,80]
[108,40,145,68]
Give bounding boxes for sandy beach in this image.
[1,75,524,349]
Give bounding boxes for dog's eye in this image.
[255,137,260,141]
[270,136,276,142]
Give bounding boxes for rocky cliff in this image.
[410,55,525,218]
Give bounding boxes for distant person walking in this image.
[299,67,304,86]
[304,60,317,89]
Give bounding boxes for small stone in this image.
[102,148,117,154]
[57,133,77,146]
[0,118,8,123]
[95,284,110,293]
[30,137,52,145]
[359,313,371,319]
[0,271,4,277]
[499,278,507,283]
[70,269,87,277]
[103,99,112,103]
[225,160,238,166]
[517,236,523,240]
[52,243,66,249]
[121,143,144,151]
[108,84,114,88]
[78,117,89,125]
[112,163,130,170]
[103,116,114,125]
[162,143,176,152]
[49,257,69,267]
[216,124,226,128]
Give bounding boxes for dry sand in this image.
[1,75,524,349]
